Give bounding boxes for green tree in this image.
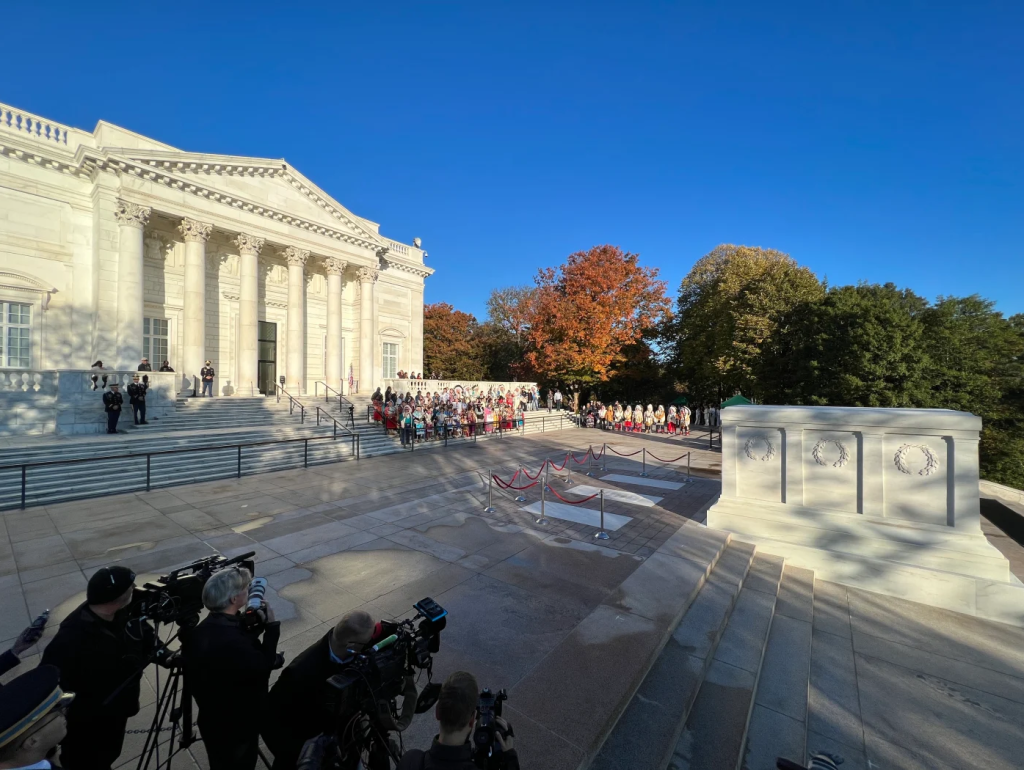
[665,244,823,404]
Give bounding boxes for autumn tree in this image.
[525,245,670,392]
[481,285,537,380]
[664,244,824,403]
[422,302,486,380]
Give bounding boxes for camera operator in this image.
[398,672,519,770]
[263,610,375,770]
[40,565,149,770]
[183,567,281,770]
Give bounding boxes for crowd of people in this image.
[575,401,722,433]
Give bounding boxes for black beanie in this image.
[87,565,136,605]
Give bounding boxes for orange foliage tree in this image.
[525,245,671,392]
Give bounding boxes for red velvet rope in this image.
[545,485,599,504]
[521,464,544,480]
[607,446,643,457]
[570,448,592,464]
[492,475,540,491]
[547,455,569,471]
[646,451,690,463]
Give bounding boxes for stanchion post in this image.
[484,469,496,513]
[515,464,527,502]
[586,447,595,477]
[640,446,649,477]
[600,442,607,471]
[687,452,691,479]
[595,489,610,540]
[564,453,572,485]
[537,468,549,525]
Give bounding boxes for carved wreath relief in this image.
[812,438,850,468]
[894,444,939,476]
[744,434,776,462]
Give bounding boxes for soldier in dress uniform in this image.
[102,383,123,434]
[0,665,74,770]
[200,360,215,397]
[127,375,148,426]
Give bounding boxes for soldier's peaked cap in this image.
[0,665,72,749]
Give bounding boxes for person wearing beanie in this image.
[0,665,74,770]
[40,565,150,770]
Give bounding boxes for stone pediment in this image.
[95,149,387,252]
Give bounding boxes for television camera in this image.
[297,598,449,770]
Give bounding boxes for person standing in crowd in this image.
[127,375,148,426]
[137,358,152,372]
[554,388,563,411]
[41,565,150,770]
[681,404,692,436]
[0,666,74,770]
[102,382,123,434]
[546,388,553,412]
[159,360,174,372]
[667,405,677,434]
[655,405,666,432]
[200,361,215,397]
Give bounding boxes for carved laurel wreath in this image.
[812,438,850,468]
[894,444,939,476]
[744,435,776,462]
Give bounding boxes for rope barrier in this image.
[521,464,545,480]
[607,446,643,457]
[547,455,569,471]
[492,474,541,491]
[545,485,599,505]
[570,448,592,464]
[646,451,690,463]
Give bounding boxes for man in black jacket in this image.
[40,565,148,770]
[137,358,152,372]
[397,671,519,770]
[184,567,281,770]
[127,375,148,426]
[200,361,215,397]
[102,382,123,434]
[262,610,376,770]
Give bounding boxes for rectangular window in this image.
[382,342,398,379]
[0,302,31,367]
[143,317,169,367]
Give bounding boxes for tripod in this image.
[136,652,194,770]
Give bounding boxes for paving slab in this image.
[600,473,685,490]
[775,564,814,622]
[808,627,864,753]
[672,658,757,770]
[742,704,806,770]
[753,614,811,722]
[714,584,777,674]
[812,579,852,639]
[569,484,663,506]
[521,500,632,530]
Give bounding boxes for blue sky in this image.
[3,1,1021,318]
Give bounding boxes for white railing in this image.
[381,379,537,396]
[0,103,91,152]
[385,239,410,256]
[0,370,57,395]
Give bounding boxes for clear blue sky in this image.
[4,1,1021,318]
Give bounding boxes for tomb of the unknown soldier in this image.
[2,102,1024,770]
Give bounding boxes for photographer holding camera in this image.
[398,672,519,770]
[183,567,281,770]
[263,610,376,770]
[40,565,149,770]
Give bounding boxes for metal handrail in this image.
[314,405,356,437]
[314,381,357,426]
[275,384,306,423]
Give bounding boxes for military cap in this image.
[0,665,73,749]
[87,565,136,604]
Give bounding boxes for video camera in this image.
[473,688,511,769]
[298,598,448,770]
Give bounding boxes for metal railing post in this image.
[595,489,609,540]
[484,469,495,513]
[640,447,649,477]
[301,406,305,424]
[687,452,691,479]
[21,465,27,509]
[304,439,308,467]
[146,455,151,492]
[536,467,549,525]
[356,434,360,460]
[564,453,572,485]
[600,442,607,472]
[515,464,527,502]
[587,447,595,477]
[237,445,242,477]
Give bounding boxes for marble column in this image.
[114,199,151,369]
[179,218,213,384]
[234,234,265,396]
[324,258,347,393]
[283,246,310,392]
[357,267,378,393]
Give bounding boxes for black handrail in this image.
[275,384,305,423]
[314,381,357,428]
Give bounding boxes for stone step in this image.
[670,552,786,770]
[740,565,815,770]
[589,540,757,770]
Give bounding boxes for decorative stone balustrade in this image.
[0,103,89,150]
[0,370,57,395]
[381,379,537,396]
[385,239,410,256]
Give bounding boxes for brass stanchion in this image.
[564,453,573,485]
[594,489,610,540]
[640,447,649,477]
[483,468,496,513]
[537,466,550,525]
[514,464,527,502]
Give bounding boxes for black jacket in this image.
[127,382,147,404]
[159,364,174,372]
[201,366,215,380]
[263,632,354,769]
[40,603,152,719]
[184,612,281,734]
[398,739,520,770]
[103,391,123,413]
[138,363,152,371]
[0,649,19,682]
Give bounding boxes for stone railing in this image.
[0,370,58,395]
[0,102,92,153]
[385,239,410,256]
[381,379,537,396]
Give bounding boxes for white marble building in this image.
[0,101,431,398]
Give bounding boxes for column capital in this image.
[114,199,151,229]
[234,233,265,256]
[283,246,310,267]
[179,218,213,243]
[324,257,348,276]
[357,266,379,283]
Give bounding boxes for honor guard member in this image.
[127,375,148,426]
[0,665,75,770]
[200,360,215,397]
[41,566,152,770]
[102,382,123,434]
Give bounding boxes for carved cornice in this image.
[324,257,348,276]
[222,291,288,309]
[283,246,310,268]
[356,267,379,283]
[234,233,265,256]
[114,199,151,229]
[381,256,432,279]
[179,217,213,243]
